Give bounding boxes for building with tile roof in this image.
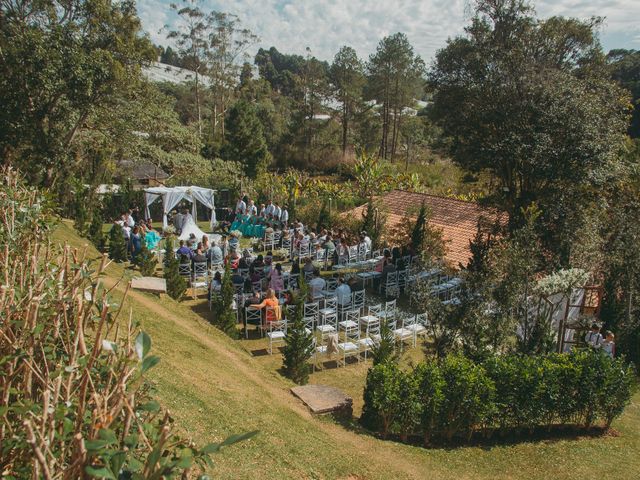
[347,190,505,267]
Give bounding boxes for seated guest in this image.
[176,240,193,260]
[308,270,326,300]
[243,291,262,327]
[187,233,197,249]
[323,235,336,258]
[348,275,365,292]
[249,288,281,323]
[231,269,245,288]
[381,258,397,284]
[302,257,315,276]
[362,231,372,250]
[228,232,240,251]
[248,266,262,285]
[239,249,252,269]
[265,250,273,266]
[202,235,210,252]
[227,250,241,269]
[208,241,223,265]
[335,277,352,307]
[192,243,207,265]
[252,254,265,270]
[290,261,301,275]
[210,271,223,293]
[268,263,285,292]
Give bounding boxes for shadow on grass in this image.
[331,415,618,451]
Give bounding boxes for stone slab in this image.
[130,276,167,293]
[291,384,353,416]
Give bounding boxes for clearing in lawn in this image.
[54,220,640,480]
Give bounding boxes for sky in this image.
[137,0,640,64]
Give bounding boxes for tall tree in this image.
[166,0,212,136]
[222,100,271,178]
[608,49,640,138]
[429,0,630,264]
[0,0,154,187]
[367,33,426,160]
[207,12,258,145]
[330,46,365,157]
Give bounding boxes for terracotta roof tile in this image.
[347,190,505,268]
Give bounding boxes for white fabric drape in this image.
[162,191,185,229]
[144,193,160,221]
[190,188,217,230]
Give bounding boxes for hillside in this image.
[53,220,640,480]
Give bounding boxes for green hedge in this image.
[361,351,635,445]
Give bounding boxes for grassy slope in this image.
[54,220,640,480]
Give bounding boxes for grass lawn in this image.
[53,219,640,480]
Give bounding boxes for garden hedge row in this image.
[360,350,635,445]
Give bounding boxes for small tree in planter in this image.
[164,237,186,300]
[213,262,239,338]
[107,224,128,262]
[283,278,314,384]
[137,237,158,276]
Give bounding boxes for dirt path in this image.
[109,280,426,480]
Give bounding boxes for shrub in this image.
[88,208,106,251]
[283,278,314,384]
[107,224,128,262]
[163,237,187,301]
[415,361,445,446]
[360,351,635,445]
[438,355,495,441]
[0,169,256,478]
[137,237,158,276]
[213,262,239,339]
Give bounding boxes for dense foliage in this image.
[361,351,635,445]
[282,280,314,384]
[0,169,255,478]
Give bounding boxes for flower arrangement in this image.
[163,225,176,235]
[230,230,243,238]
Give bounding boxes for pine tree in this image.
[107,224,128,262]
[214,262,239,338]
[361,200,385,249]
[88,208,105,252]
[137,237,158,277]
[317,200,330,230]
[164,237,187,300]
[282,277,314,384]
[410,202,428,252]
[73,188,89,236]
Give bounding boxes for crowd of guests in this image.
[113,208,161,260]
[584,323,616,358]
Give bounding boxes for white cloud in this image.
[138,0,640,62]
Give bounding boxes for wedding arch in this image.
[144,186,217,231]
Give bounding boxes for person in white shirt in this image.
[259,203,267,218]
[584,324,603,348]
[362,231,372,250]
[308,270,326,300]
[335,277,352,306]
[126,210,135,228]
[280,206,289,224]
[235,197,246,214]
[247,200,258,216]
[273,203,282,221]
[265,201,275,217]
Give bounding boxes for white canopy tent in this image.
[144,186,217,232]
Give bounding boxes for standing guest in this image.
[363,231,372,250]
[268,263,285,292]
[125,210,135,228]
[280,205,289,224]
[259,203,267,218]
[585,323,603,349]
[273,202,282,221]
[130,226,142,260]
[235,196,247,215]
[173,210,184,232]
[248,200,258,216]
[335,277,352,307]
[602,331,615,358]
[265,200,275,217]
